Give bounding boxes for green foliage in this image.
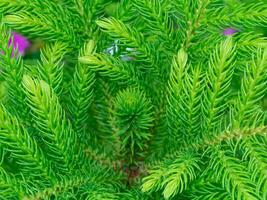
[232,48,267,127]
[68,40,95,136]
[0,0,267,199]
[0,23,27,118]
[142,152,200,199]
[201,38,236,136]
[207,2,267,28]
[0,167,22,199]
[79,52,138,84]
[36,42,66,96]
[189,181,231,200]
[112,87,154,163]
[209,145,261,200]
[22,75,83,174]
[0,104,51,181]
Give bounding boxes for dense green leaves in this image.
[0,0,266,199]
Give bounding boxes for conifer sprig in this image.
[22,75,78,174]
[113,87,154,163]
[37,42,67,96]
[68,40,95,136]
[232,48,267,128]
[96,18,157,67]
[202,38,236,136]
[209,146,260,200]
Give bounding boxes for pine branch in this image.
[177,65,203,144]
[209,147,260,200]
[189,181,231,200]
[182,0,210,49]
[194,126,267,150]
[0,104,53,183]
[3,3,82,49]
[0,0,47,14]
[69,0,109,36]
[0,0,69,13]
[162,126,267,168]
[113,87,154,163]
[93,79,118,138]
[22,75,79,174]
[242,137,267,199]
[236,33,267,54]
[131,0,176,52]
[68,40,95,136]
[23,166,124,200]
[88,79,123,161]
[36,42,67,96]
[202,38,236,137]
[232,48,267,127]
[0,167,22,199]
[206,2,267,28]
[190,30,267,67]
[79,53,139,84]
[23,176,110,200]
[166,48,188,143]
[142,152,200,199]
[96,17,157,67]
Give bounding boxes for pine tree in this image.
[0,0,267,199]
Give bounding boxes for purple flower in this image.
[8,32,30,56]
[223,28,238,36]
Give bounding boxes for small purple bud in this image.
[223,28,238,36]
[8,32,30,56]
